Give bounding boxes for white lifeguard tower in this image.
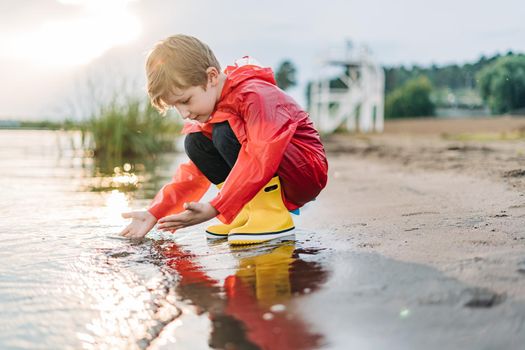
[309,42,384,133]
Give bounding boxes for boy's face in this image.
[165,68,221,123]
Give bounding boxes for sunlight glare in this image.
[1,0,142,66]
[106,190,131,221]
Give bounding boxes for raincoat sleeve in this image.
[209,91,298,224]
[148,160,211,219]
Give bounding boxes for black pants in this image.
[184,121,241,185]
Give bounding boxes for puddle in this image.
[146,234,329,349]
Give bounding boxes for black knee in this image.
[184,132,212,161]
[212,122,236,150]
[183,132,231,184]
[212,122,241,167]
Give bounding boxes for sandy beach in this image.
[308,116,525,301]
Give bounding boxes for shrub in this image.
[477,55,525,114]
[385,76,435,118]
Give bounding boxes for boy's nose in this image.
[179,107,191,119]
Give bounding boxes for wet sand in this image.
[312,116,525,301]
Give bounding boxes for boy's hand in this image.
[119,210,158,239]
[157,202,219,231]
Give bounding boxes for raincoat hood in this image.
[219,57,277,101]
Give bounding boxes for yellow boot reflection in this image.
[224,242,323,349]
[234,244,295,308]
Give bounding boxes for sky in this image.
[1,0,524,119]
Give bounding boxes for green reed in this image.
[81,96,181,163]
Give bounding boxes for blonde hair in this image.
[145,34,221,114]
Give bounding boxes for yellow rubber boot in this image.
[206,182,249,239]
[228,176,295,245]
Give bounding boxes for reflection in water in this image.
[112,166,139,186]
[85,153,182,200]
[0,131,329,349]
[77,243,181,350]
[105,190,131,221]
[87,161,144,193]
[154,239,328,349]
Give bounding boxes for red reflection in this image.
[155,240,328,349]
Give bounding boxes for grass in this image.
[80,96,182,164]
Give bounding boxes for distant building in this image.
[309,43,384,133]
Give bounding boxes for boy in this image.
[120,35,328,245]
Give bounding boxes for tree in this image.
[477,55,525,114]
[385,76,435,118]
[383,52,514,94]
[275,60,297,90]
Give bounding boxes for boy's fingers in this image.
[159,212,187,224]
[158,215,174,223]
[119,224,130,235]
[184,202,197,211]
[121,212,134,219]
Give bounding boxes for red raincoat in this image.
[148,58,328,224]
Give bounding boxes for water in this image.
[0,130,164,349]
[2,130,525,350]
[0,130,327,349]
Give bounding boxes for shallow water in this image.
[2,130,525,350]
[0,130,176,349]
[0,130,328,349]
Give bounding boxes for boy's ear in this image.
[206,67,219,86]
